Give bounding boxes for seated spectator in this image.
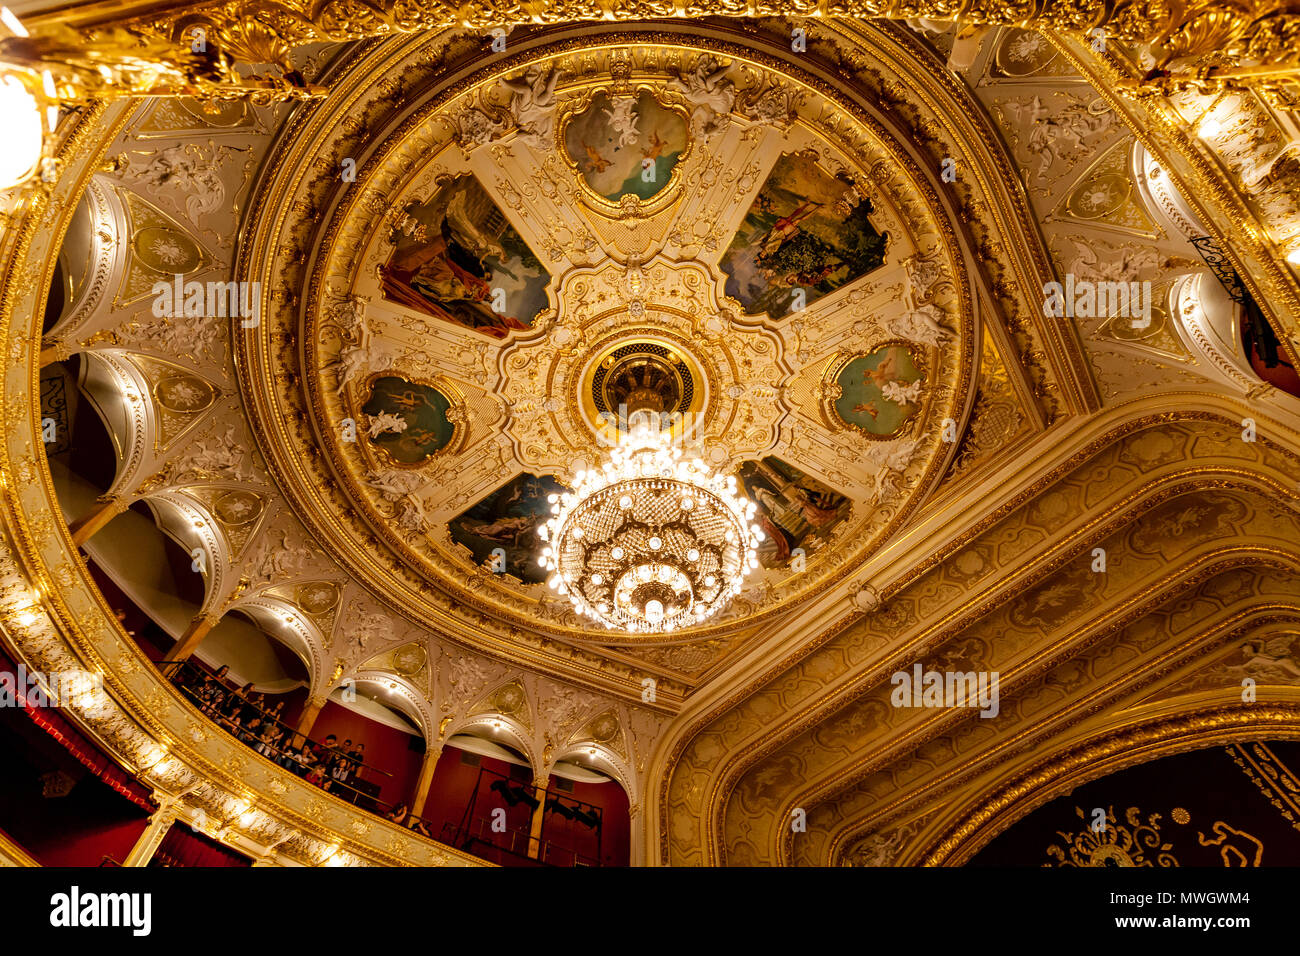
[304,759,327,788]
[255,722,280,757]
[242,691,266,724]
[225,682,253,719]
[196,678,221,714]
[294,743,317,777]
[386,802,411,824]
[331,751,352,787]
[276,741,300,770]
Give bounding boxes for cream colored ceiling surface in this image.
[4,7,1300,867]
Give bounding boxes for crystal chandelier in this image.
[538,414,763,633]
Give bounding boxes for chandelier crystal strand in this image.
[538,416,763,633]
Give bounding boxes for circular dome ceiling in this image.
[237,26,975,645]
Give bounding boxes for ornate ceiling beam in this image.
[17,0,1289,57]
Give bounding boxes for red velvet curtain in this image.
[0,644,153,810]
[153,825,252,867]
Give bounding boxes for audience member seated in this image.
[386,803,431,837]
[165,660,385,820]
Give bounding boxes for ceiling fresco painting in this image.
[720,150,890,319]
[379,175,551,338]
[738,457,851,569]
[831,344,926,437]
[449,473,570,583]
[561,90,689,203]
[360,375,457,465]
[2,0,1300,885]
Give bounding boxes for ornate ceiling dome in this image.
[238,26,974,657]
[8,1,1300,872]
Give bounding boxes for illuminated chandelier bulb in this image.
[0,73,42,190]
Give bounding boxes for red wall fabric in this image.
[22,815,149,868]
[416,748,633,865]
[420,746,533,846]
[0,643,153,809]
[309,701,423,807]
[544,778,631,867]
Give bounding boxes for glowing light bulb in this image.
[0,74,42,190]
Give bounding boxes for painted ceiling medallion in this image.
[560,88,690,211]
[213,490,263,526]
[829,344,927,437]
[538,413,762,633]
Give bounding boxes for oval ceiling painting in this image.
[832,344,925,436]
[361,376,455,464]
[562,91,688,203]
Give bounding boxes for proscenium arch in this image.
[812,580,1300,866]
[773,552,1300,867]
[914,702,1300,867]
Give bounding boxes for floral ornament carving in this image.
[842,823,917,866]
[116,141,232,224]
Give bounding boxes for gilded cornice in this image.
[782,569,1300,866]
[727,508,1300,864]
